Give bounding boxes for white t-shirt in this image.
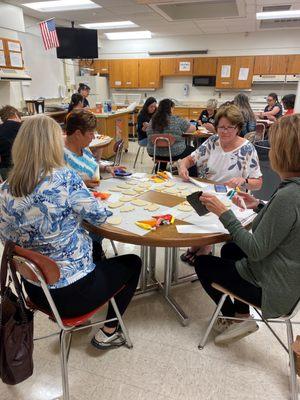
[190,135,262,182]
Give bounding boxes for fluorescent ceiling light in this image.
[22,0,101,12]
[256,10,300,20]
[80,21,138,29]
[105,31,152,40]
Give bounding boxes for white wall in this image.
[99,30,300,59]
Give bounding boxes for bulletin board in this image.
[0,37,24,69]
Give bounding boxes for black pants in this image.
[194,242,262,317]
[24,254,141,327]
[149,145,197,176]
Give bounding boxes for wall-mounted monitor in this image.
[56,27,98,59]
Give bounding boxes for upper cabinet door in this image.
[216,57,236,89]
[254,55,288,75]
[138,59,161,88]
[109,60,123,88]
[234,56,254,89]
[94,60,109,74]
[175,58,194,75]
[193,57,217,76]
[160,58,176,75]
[287,55,300,74]
[122,59,139,88]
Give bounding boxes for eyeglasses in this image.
[217,125,237,132]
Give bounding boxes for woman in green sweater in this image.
[195,114,300,345]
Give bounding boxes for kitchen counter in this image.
[21,110,67,123]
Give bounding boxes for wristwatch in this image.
[245,178,249,185]
[254,200,265,214]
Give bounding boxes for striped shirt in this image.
[64,147,99,181]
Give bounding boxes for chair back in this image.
[244,131,256,143]
[150,134,176,148]
[113,139,124,166]
[256,123,266,140]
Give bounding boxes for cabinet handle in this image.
[149,81,155,84]
[126,81,132,84]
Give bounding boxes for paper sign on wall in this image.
[8,41,21,52]
[179,61,191,72]
[0,40,3,51]
[221,65,231,78]
[0,51,6,67]
[9,52,23,68]
[238,67,249,81]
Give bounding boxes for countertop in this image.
[21,110,67,120]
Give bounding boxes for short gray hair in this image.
[206,99,218,109]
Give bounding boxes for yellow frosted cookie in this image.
[120,205,135,212]
[121,189,136,196]
[144,203,160,211]
[119,195,134,202]
[177,204,193,212]
[117,183,132,189]
[108,201,123,209]
[131,199,149,206]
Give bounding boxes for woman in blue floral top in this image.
[178,105,263,265]
[0,115,141,350]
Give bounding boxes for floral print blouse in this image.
[0,167,111,289]
[190,135,262,182]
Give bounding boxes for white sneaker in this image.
[213,317,233,333]
[214,319,259,345]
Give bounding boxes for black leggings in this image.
[149,145,197,176]
[194,242,262,317]
[24,254,141,328]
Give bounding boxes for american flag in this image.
[39,18,60,50]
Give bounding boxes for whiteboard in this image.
[18,32,65,99]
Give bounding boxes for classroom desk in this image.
[183,130,212,146]
[92,110,130,159]
[84,183,231,326]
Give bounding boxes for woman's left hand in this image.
[199,193,228,217]
[105,165,126,176]
[224,177,246,188]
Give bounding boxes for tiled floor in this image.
[1,141,299,400]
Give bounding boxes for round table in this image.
[84,186,232,325]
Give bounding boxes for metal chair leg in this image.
[286,320,299,400]
[110,240,118,256]
[198,294,227,350]
[60,330,70,400]
[110,297,133,349]
[141,147,145,164]
[133,146,141,169]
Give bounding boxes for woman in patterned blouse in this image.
[178,105,263,266]
[0,115,141,350]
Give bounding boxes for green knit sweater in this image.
[219,177,300,319]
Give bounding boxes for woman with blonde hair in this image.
[198,98,218,132]
[0,115,141,350]
[194,114,300,345]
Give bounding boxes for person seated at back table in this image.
[282,94,296,116]
[78,83,90,108]
[198,98,218,133]
[137,97,157,146]
[178,105,263,265]
[234,93,256,137]
[68,93,84,113]
[0,114,141,350]
[146,98,197,172]
[194,114,300,345]
[0,105,22,180]
[259,92,283,120]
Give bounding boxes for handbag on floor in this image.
[0,241,34,385]
[292,335,300,377]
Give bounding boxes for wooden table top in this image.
[84,186,231,248]
[182,131,212,139]
[89,135,112,149]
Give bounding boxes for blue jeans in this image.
[138,138,147,146]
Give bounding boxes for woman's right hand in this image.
[232,192,260,210]
[178,164,190,182]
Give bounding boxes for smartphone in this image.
[214,184,227,193]
[186,191,209,217]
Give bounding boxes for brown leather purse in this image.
[0,241,34,385]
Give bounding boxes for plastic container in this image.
[95,102,103,113]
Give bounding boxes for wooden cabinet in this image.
[175,58,194,75]
[109,60,124,88]
[122,59,139,88]
[254,55,288,75]
[216,57,236,89]
[287,55,300,74]
[160,58,176,76]
[189,108,204,120]
[173,107,190,119]
[216,56,254,89]
[193,57,217,76]
[94,60,109,74]
[233,56,254,89]
[138,59,161,88]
